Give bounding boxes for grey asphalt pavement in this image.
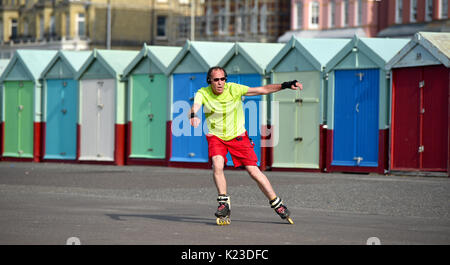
[0,162,449,245]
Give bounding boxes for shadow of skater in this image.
[106,213,216,226]
[106,213,285,226]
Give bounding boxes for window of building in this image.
[76,13,85,37]
[410,0,418,22]
[251,3,258,34]
[236,7,243,34]
[50,15,55,37]
[11,19,18,39]
[179,0,189,4]
[39,15,44,39]
[342,0,349,27]
[218,7,226,34]
[395,0,403,24]
[0,19,3,42]
[310,1,319,28]
[156,16,167,38]
[426,0,434,21]
[206,6,212,35]
[65,12,70,37]
[260,4,267,33]
[441,0,448,18]
[357,0,362,26]
[23,19,29,36]
[329,0,335,28]
[296,1,303,29]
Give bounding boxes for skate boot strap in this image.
[217,194,230,203]
[269,197,283,209]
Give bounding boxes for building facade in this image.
[199,0,291,43]
[280,0,449,42]
[0,0,205,58]
[378,0,449,37]
[280,0,380,41]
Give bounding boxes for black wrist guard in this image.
[190,112,197,119]
[281,80,298,90]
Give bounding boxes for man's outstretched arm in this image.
[245,80,302,96]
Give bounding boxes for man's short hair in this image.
[207,66,228,84]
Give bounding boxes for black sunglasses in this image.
[212,77,226,82]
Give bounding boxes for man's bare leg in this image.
[245,165,277,200]
[212,155,227,195]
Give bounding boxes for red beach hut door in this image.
[391,66,449,172]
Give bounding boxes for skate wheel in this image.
[287,217,294,225]
[216,217,231,226]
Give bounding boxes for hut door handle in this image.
[18,105,24,111]
[294,137,303,142]
[353,157,363,165]
[61,108,67,114]
[355,103,360,113]
[188,152,195,157]
[148,114,154,121]
[97,104,104,109]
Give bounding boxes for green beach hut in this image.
[265,37,350,171]
[122,44,181,165]
[0,50,57,161]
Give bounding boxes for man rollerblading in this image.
[189,66,302,225]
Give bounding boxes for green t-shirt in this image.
[194,82,249,141]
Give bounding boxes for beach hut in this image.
[324,36,409,174]
[265,37,350,171]
[0,59,10,156]
[0,50,57,162]
[40,50,91,161]
[386,32,450,177]
[218,42,284,169]
[122,44,181,165]
[167,41,234,168]
[75,49,138,165]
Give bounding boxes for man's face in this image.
[210,69,226,95]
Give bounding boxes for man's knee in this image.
[245,165,259,174]
[212,155,225,171]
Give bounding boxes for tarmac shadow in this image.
[105,213,284,226]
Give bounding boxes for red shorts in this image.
[206,132,258,168]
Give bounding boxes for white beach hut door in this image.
[80,79,115,161]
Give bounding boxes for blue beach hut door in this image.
[171,73,209,163]
[226,74,261,167]
[45,79,78,159]
[332,69,379,167]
